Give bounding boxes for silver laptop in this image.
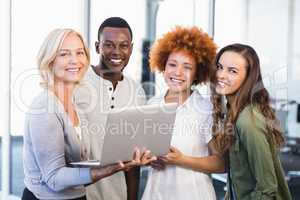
[70,103,177,167]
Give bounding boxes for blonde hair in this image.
[37,28,90,87]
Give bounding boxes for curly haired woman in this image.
[210,43,292,200]
[141,26,224,200]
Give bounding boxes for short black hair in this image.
[97,17,133,41]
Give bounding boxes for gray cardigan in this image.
[23,90,92,199]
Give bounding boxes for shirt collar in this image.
[162,88,202,109]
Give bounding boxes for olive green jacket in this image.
[227,106,292,200]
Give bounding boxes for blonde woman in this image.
[22,29,144,200]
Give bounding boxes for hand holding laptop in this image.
[121,148,157,171]
[89,148,156,183]
[99,103,177,165]
[71,103,177,167]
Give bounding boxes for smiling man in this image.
[93,18,133,89]
[74,17,146,200]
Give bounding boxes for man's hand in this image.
[123,148,157,171]
[150,157,166,170]
[140,149,157,165]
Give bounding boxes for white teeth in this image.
[217,81,226,88]
[171,78,183,83]
[66,68,79,72]
[111,59,122,64]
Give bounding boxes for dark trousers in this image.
[22,188,87,200]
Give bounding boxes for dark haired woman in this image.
[211,43,292,200]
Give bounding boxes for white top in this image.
[74,67,146,200]
[142,90,216,200]
[74,126,82,141]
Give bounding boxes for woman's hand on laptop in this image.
[160,146,184,166]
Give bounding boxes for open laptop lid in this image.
[100,103,177,165]
[70,103,177,167]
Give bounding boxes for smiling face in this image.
[215,51,247,95]
[95,27,133,73]
[51,32,88,84]
[163,50,197,94]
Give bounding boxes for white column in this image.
[287,0,294,79]
[0,0,12,198]
[242,0,250,42]
[208,0,215,38]
[83,0,91,46]
[146,0,163,41]
[287,0,298,136]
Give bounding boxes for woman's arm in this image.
[160,141,225,173]
[29,112,147,191]
[28,112,92,191]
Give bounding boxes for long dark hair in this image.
[210,43,285,153]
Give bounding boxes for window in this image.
[214,0,300,136]
[2,0,86,197]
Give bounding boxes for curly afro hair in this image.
[149,26,217,84]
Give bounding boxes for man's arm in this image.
[125,166,140,200]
